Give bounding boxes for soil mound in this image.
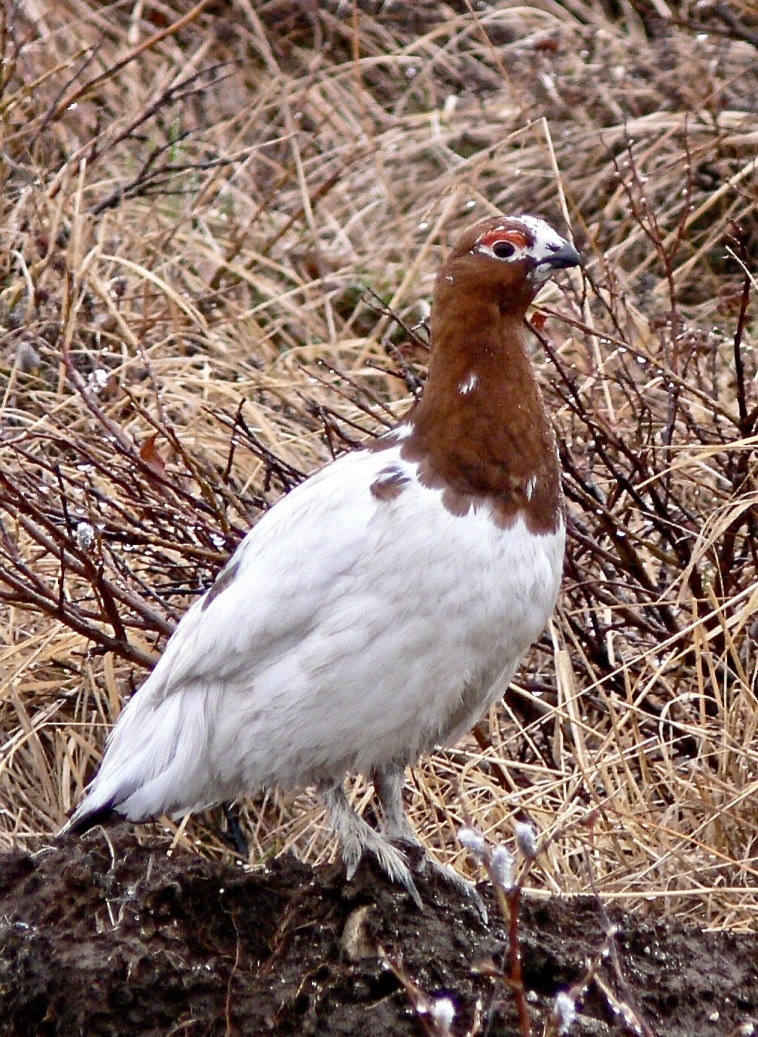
[1,830,755,1036]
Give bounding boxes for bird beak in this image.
[544,241,582,270]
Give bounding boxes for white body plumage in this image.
[74,444,564,825]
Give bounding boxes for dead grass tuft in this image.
[1,1,755,930]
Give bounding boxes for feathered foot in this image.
[374,763,487,923]
[322,781,423,909]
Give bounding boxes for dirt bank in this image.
[1,830,755,1036]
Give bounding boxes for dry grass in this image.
[0,1,755,930]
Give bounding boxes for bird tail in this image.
[61,802,118,837]
[59,683,212,838]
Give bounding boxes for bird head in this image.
[437,214,581,312]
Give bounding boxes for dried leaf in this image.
[139,434,166,479]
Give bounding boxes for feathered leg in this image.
[321,780,422,909]
[373,762,487,922]
[372,763,422,845]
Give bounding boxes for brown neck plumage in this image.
[399,271,563,534]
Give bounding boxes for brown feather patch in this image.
[370,464,410,502]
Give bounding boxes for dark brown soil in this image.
[0,830,755,1036]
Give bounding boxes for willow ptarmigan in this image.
[63,214,581,907]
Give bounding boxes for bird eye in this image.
[492,240,516,259]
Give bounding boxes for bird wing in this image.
[67,446,397,824]
[141,446,388,701]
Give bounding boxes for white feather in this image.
[458,372,479,395]
[512,214,568,261]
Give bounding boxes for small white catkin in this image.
[554,991,577,1033]
[430,997,456,1031]
[514,820,538,859]
[75,521,96,551]
[458,826,487,859]
[489,845,516,891]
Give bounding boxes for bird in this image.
[62,213,581,908]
